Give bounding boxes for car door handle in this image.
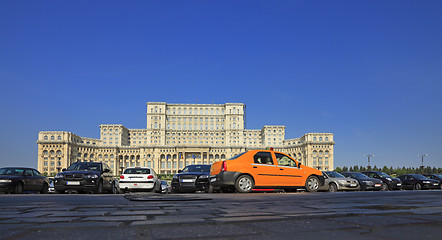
[280,168,284,170]
[253,166,257,168]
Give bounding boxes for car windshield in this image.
[181,165,211,173]
[67,162,102,171]
[378,172,391,178]
[411,174,428,180]
[351,172,369,178]
[324,171,345,178]
[124,168,150,174]
[228,152,246,160]
[0,168,24,176]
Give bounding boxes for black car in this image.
[54,162,118,194]
[0,167,49,194]
[171,165,211,193]
[341,172,383,191]
[423,174,442,189]
[362,171,402,191]
[397,174,440,190]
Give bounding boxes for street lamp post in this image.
[365,154,374,169]
[418,154,428,168]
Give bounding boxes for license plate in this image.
[375,184,381,187]
[434,183,439,186]
[66,181,80,186]
[182,179,194,183]
[350,183,357,187]
[397,183,402,186]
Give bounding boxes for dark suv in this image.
[54,162,117,194]
[172,165,211,193]
[362,171,402,191]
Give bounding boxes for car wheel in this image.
[381,183,389,191]
[40,183,49,194]
[95,181,103,194]
[235,175,254,193]
[206,185,214,193]
[111,183,118,194]
[414,183,422,190]
[305,176,320,192]
[55,189,64,194]
[328,183,338,192]
[14,182,24,194]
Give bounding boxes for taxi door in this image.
[273,152,305,186]
[249,151,281,187]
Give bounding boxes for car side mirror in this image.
[103,169,110,173]
[62,168,66,172]
[178,170,182,173]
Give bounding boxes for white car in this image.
[119,167,161,193]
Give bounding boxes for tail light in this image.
[147,175,154,179]
[221,161,227,172]
[120,175,124,179]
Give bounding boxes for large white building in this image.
[37,102,334,175]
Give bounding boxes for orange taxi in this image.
[210,149,324,193]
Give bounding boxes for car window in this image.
[24,169,34,176]
[68,162,102,171]
[365,172,375,178]
[275,153,297,167]
[253,152,273,165]
[32,170,41,176]
[124,168,151,174]
[182,165,211,173]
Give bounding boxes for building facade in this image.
[37,102,334,175]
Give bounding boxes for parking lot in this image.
[1,190,441,240]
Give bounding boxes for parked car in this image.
[397,174,440,190]
[54,162,118,194]
[119,167,161,193]
[340,172,383,191]
[0,167,50,194]
[319,171,359,192]
[172,165,212,193]
[161,180,172,194]
[423,174,442,189]
[362,171,402,191]
[210,150,324,193]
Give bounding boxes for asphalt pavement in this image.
[0,190,441,240]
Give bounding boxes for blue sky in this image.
[1,0,441,169]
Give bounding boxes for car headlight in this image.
[338,180,347,184]
[54,173,64,179]
[423,181,430,184]
[0,179,12,183]
[85,174,99,179]
[199,175,209,179]
[386,178,392,181]
[363,180,372,184]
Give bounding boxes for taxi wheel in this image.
[328,183,338,192]
[305,176,319,192]
[235,175,254,193]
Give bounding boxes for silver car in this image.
[320,171,360,192]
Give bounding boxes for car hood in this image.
[61,170,101,175]
[329,177,357,181]
[0,175,21,180]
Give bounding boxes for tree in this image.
[334,167,342,172]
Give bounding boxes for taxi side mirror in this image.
[298,162,301,168]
